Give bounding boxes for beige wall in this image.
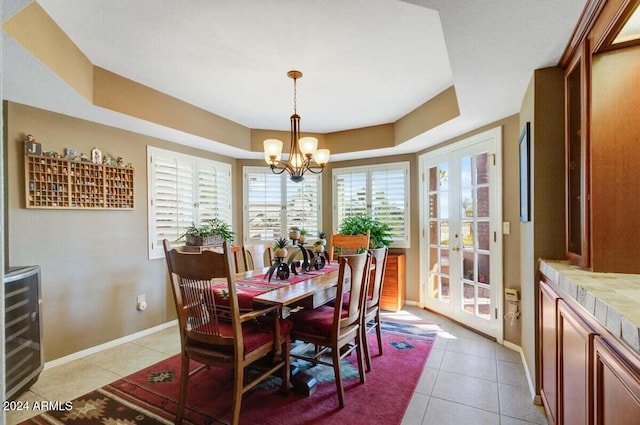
[519,66,566,396]
[5,102,239,361]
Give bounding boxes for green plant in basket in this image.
[289,226,301,240]
[338,214,392,248]
[299,228,308,244]
[179,218,234,246]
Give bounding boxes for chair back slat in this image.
[163,240,240,348]
[334,252,371,332]
[367,247,389,308]
[330,231,370,260]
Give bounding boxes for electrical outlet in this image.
[505,288,519,301]
[136,294,148,311]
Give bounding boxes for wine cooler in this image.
[4,266,43,399]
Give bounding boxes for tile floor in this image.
[7,306,547,425]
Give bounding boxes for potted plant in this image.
[180,218,234,246]
[313,240,325,253]
[338,214,392,248]
[273,237,289,258]
[298,228,308,244]
[289,226,300,240]
[318,231,327,246]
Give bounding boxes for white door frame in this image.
[418,127,503,343]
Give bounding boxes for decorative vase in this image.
[275,248,288,258]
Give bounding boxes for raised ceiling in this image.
[2,0,587,160]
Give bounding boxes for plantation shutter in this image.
[197,160,232,225]
[332,162,410,248]
[245,170,283,241]
[243,167,323,243]
[286,174,321,238]
[333,170,367,232]
[371,166,409,246]
[148,147,233,259]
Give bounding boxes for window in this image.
[243,167,322,243]
[333,162,410,248]
[147,147,232,259]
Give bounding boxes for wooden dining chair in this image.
[242,244,273,270]
[362,246,389,372]
[330,230,370,261]
[289,251,372,408]
[163,240,291,425]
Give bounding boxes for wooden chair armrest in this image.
[238,305,279,322]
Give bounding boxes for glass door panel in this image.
[421,132,501,338]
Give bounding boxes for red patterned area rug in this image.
[21,320,436,425]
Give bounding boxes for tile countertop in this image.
[540,260,640,355]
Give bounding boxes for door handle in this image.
[452,246,460,252]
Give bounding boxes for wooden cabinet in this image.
[25,154,134,209]
[380,252,405,312]
[540,280,561,425]
[594,336,640,425]
[558,299,596,425]
[561,0,640,273]
[539,268,640,425]
[564,44,590,269]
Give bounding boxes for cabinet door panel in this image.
[558,300,596,425]
[594,337,640,425]
[541,280,560,425]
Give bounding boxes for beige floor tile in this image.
[501,415,547,425]
[423,397,500,425]
[30,359,120,402]
[425,347,445,369]
[431,370,499,412]
[446,336,497,359]
[131,326,181,355]
[83,342,169,376]
[401,393,429,425]
[440,350,498,381]
[497,360,528,388]
[5,390,47,424]
[496,344,522,363]
[414,367,438,395]
[498,383,548,424]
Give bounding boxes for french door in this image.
[419,128,503,340]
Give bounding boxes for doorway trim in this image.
[418,127,503,343]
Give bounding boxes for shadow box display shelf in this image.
[25,154,134,210]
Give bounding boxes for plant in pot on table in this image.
[338,214,392,249]
[298,228,308,244]
[270,237,291,280]
[180,218,234,246]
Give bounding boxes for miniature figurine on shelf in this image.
[117,156,124,167]
[102,155,112,165]
[79,153,90,162]
[64,148,76,159]
[125,163,133,169]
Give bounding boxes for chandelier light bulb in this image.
[298,136,318,156]
[313,149,330,165]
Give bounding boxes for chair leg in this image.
[375,316,383,356]
[355,332,366,384]
[176,354,190,424]
[231,365,244,425]
[332,345,345,408]
[363,323,372,373]
[281,336,291,397]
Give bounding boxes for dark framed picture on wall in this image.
[519,122,531,222]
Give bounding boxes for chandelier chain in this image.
[293,76,297,115]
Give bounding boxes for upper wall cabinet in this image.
[561,0,640,274]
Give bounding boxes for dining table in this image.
[208,261,342,315]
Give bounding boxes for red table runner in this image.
[210,264,339,309]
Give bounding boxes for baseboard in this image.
[502,340,538,403]
[44,320,178,370]
[405,300,419,306]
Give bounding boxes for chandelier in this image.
[263,70,330,182]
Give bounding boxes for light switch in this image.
[502,221,511,235]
